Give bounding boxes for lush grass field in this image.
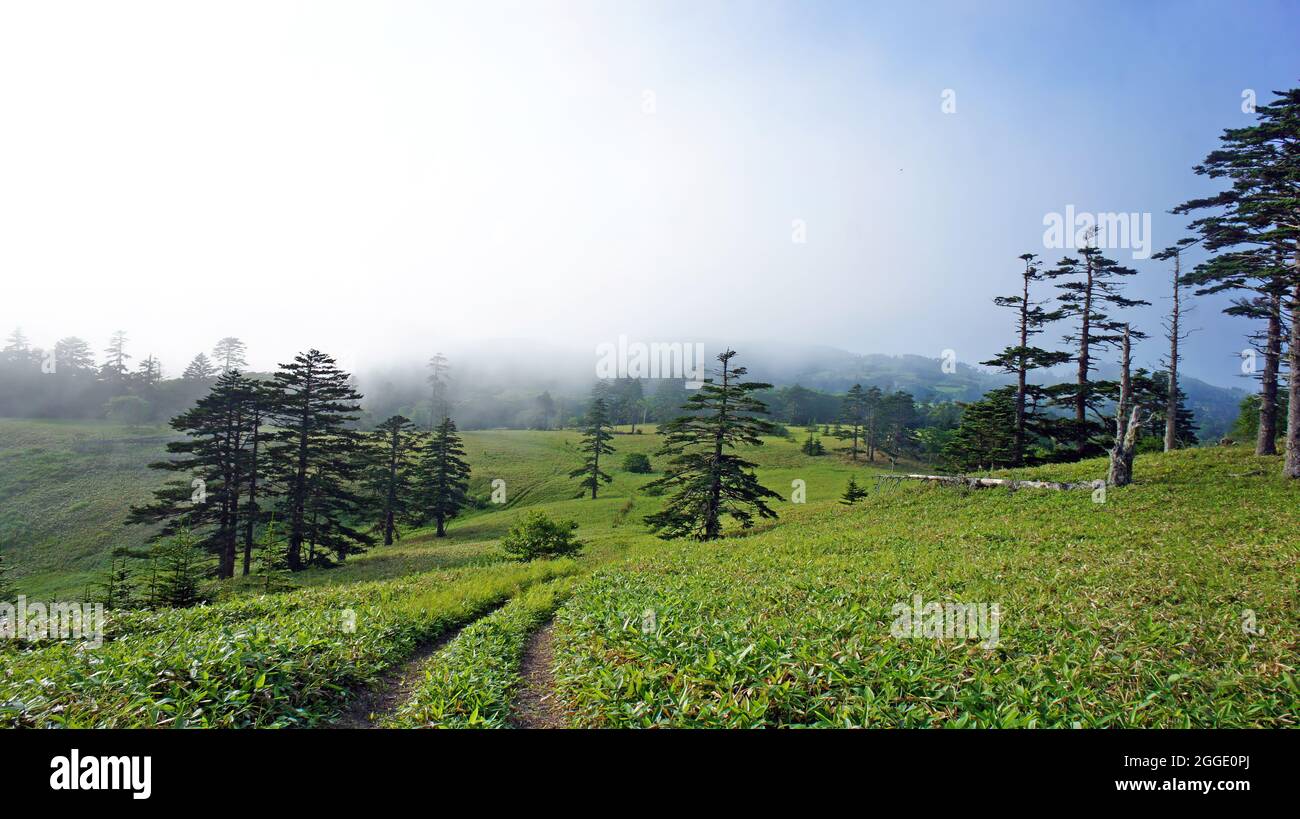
[552,447,1299,727]
[5,416,1293,729]
[0,418,890,597]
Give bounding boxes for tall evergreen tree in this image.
[102,330,131,381]
[570,395,615,499]
[212,337,248,374]
[643,350,781,541]
[53,337,95,373]
[182,353,218,381]
[127,370,261,578]
[267,350,371,570]
[835,384,869,461]
[981,253,1070,465]
[418,417,472,537]
[1047,241,1150,457]
[427,352,451,426]
[1174,86,1300,472]
[1152,240,1198,452]
[941,387,1020,472]
[364,415,421,546]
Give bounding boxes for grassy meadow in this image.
[1,417,1296,727]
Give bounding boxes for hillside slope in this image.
[553,446,1299,727]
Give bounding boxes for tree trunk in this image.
[1075,258,1095,457]
[1014,264,1030,465]
[436,514,446,537]
[1108,326,1138,487]
[1257,290,1281,455]
[1164,254,1180,452]
[242,408,261,576]
[1284,278,1300,478]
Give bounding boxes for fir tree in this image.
[643,349,781,541]
[212,337,248,374]
[1173,86,1300,471]
[941,387,1020,472]
[267,349,372,570]
[363,415,421,545]
[0,550,15,603]
[53,337,95,373]
[835,384,869,461]
[182,353,218,381]
[1047,241,1150,457]
[840,475,869,505]
[801,433,825,455]
[127,370,262,578]
[155,529,207,608]
[981,253,1071,465]
[427,352,451,427]
[1152,241,1198,452]
[570,394,615,499]
[419,417,471,537]
[95,553,136,609]
[102,330,131,380]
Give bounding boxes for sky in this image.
[1,0,1297,387]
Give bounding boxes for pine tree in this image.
[419,417,472,537]
[0,550,15,603]
[364,415,422,545]
[53,337,96,373]
[800,433,825,455]
[1152,241,1198,452]
[878,391,919,467]
[136,354,162,388]
[941,387,1020,472]
[95,553,136,609]
[127,370,261,578]
[254,517,295,594]
[1047,240,1150,458]
[981,253,1071,465]
[643,349,781,540]
[427,352,451,427]
[182,353,218,381]
[1173,86,1300,472]
[835,384,869,460]
[212,337,248,374]
[1108,326,1141,487]
[102,330,131,380]
[267,350,372,570]
[155,529,207,608]
[839,475,869,505]
[570,395,615,499]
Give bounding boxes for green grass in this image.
[383,576,580,728]
[551,446,1300,727]
[0,559,578,727]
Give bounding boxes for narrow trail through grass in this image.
[510,622,566,729]
[331,599,511,729]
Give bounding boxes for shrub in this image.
[622,452,652,473]
[501,510,584,562]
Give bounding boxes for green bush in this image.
[622,452,652,473]
[500,510,584,562]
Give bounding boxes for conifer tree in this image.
[835,384,869,460]
[570,395,615,499]
[364,415,421,545]
[643,350,781,540]
[155,529,206,608]
[1174,86,1300,470]
[418,417,472,537]
[0,551,14,603]
[212,337,248,374]
[1152,241,1197,451]
[427,352,451,426]
[267,350,372,570]
[1108,326,1141,487]
[1047,241,1150,457]
[96,553,136,609]
[981,253,1070,465]
[182,353,218,381]
[127,370,261,578]
[102,330,131,381]
[941,387,1020,472]
[840,475,869,505]
[53,337,95,373]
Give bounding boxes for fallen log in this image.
[881,474,1101,491]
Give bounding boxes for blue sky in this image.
[0,0,1295,387]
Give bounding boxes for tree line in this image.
[124,350,472,590]
[943,85,1299,479]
